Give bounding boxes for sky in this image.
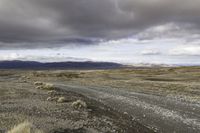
[0,0,200,65]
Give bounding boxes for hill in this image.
[0,60,123,69]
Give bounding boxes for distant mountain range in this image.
[0,60,123,69]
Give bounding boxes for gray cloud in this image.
[1,0,200,48]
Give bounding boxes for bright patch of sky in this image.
[1,38,200,65]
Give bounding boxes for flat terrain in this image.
[0,67,200,132]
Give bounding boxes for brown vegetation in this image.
[7,121,43,133]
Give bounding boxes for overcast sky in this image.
[0,0,200,65]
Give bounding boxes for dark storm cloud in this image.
[0,0,200,48]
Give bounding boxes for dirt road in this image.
[0,74,153,133]
[55,83,200,133]
[1,68,200,133]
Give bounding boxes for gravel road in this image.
[55,83,200,133]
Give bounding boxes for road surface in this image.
[55,83,200,133]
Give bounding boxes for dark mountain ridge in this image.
[0,60,123,69]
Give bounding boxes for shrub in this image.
[41,83,56,90]
[57,97,66,103]
[7,121,43,133]
[46,97,53,101]
[34,82,43,86]
[47,90,57,95]
[35,83,57,91]
[46,96,59,101]
[35,86,42,90]
[72,100,87,109]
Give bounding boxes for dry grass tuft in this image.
[34,82,43,86]
[46,96,59,101]
[35,82,57,91]
[72,100,87,109]
[46,97,53,101]
[57,97,66,103]
[47,90,57,95]
[35,86,42,90]
[47,96,66,103]
[7,121,43,133]
[41,83,56,90]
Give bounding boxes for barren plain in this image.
[0,67,200,133]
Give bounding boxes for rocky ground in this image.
[0,70,152,133]
[0,67,200,133]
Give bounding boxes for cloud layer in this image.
[1,38,200,65]
[1,0,200,48]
